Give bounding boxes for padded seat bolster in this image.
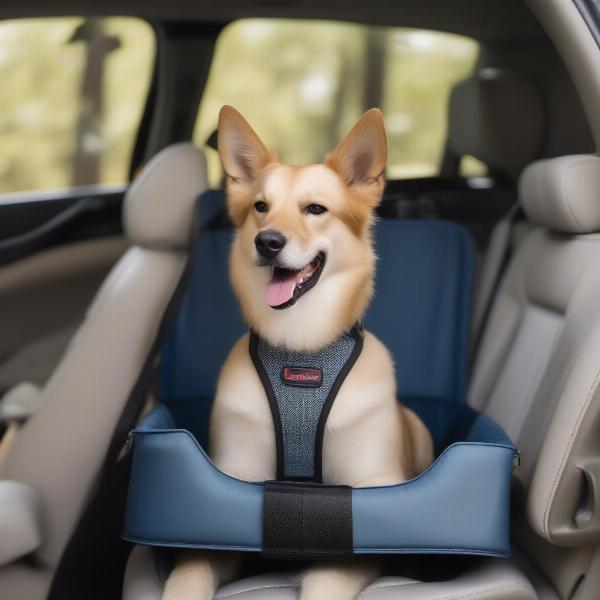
[124,546,536,600]
[123,403,515,557]
[124,143,208,250]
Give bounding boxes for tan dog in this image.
[163,106,434,600]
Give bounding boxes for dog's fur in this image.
[163,106,434,600]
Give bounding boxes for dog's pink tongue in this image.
[265,271,298,307]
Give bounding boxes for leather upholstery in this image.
[0,480,41,566]
[124,545,536,600]
[124,143,208,250]
[520,154,600,233]
[0,144,208,599]
[471,217,534,343]
[0,236,128,392]
[469,157,600,593]
[0,563,52,600]
[448,69,544,177]
[0,249,188,569]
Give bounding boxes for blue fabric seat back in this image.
[365,219,474,405]
[159,191,475,445]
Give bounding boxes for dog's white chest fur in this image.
[209,330,421,487]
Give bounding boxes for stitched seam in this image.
[132,429,513,489]
[217,584,296,598]
[216,582,532,599]
[431,583,532,600]
[368,581,415,589]
[560,161,582,232]
[542,365,600,537]
[364,583,531,600]
[559,157,597,233]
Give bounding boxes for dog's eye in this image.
[254,201,269,213]
[305,203,327,215]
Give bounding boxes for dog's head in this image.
[218,105,386,350]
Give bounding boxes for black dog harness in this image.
[250,325,364,482]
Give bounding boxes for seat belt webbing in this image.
[471,204,521,363]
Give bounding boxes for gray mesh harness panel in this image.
[250,327,362,481]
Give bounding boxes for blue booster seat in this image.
[123,190,517,558]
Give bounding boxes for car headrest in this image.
[124,143,208,250]
[448,69,544,178]
[520,155,600,234]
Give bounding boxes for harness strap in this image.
[250,325,363,482]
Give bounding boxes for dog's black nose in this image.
[255,230,286,259]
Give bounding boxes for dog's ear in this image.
[218,106,272,183]
[325,109,387,188]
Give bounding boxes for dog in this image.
[163,106,434,600]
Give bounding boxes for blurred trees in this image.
[0,17,153,196]
[0,17,478,197]
[196,21,479,186]
[69,18,121,187]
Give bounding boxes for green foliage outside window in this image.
[0,17,480,198]
[0,17,154,196]
[195,20,480,186]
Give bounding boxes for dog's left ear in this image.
[325,109,387,188]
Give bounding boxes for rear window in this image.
[195,20,479,187]
[0,17,154,197]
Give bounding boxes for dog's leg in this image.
[299,558,379,600]
[162,550,239,600]
[163,334,277,600]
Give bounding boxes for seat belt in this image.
[471,204,521,364]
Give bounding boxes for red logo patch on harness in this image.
[282,366,323,387]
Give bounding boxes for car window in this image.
[0,17,154,198]
[194,20,479,187]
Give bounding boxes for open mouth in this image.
[264,252,325,309]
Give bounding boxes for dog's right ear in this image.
[218,106,272,184]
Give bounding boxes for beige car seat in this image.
[0,143,208,600]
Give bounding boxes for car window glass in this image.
[0,17,154,198]
[195,20,479,187]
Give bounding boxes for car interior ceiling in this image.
[2,1,600,599]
